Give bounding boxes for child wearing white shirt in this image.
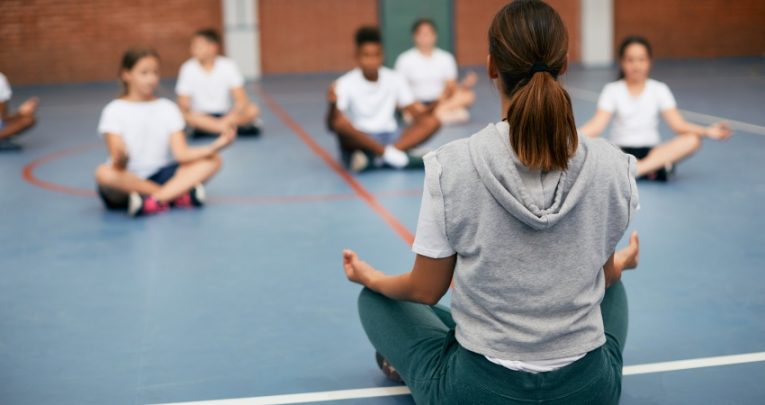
[0,72,39,151]
[327,26,440,172]
[580,36,731,181]
[176,29,261,138]
[395,19,477,126]
[95,47,235,217]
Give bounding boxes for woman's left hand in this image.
[343,249,380,287]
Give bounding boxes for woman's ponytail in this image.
[489,0,578,171]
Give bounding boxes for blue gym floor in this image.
[1,57,764,405]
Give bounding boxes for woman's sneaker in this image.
[375,352,404,383]
[128,193,168,217]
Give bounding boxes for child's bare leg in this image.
[152,155,222,203]
[185,112,229,133]
[434,85,475,125]
[636,134,701,176]
[226,103,260,127]
[94,164,160,195]
[393,113,440,151]
[441,88,476,111]
[330,113,385,155]
[0,114,36,140]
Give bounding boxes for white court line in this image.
[622,351,765,376]
[150,351,765,405]
[565,85,765,137]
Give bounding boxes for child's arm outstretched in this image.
[170,127,235,163]
[578,109,613,138]
[662,109,732,140]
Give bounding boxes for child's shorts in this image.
[620,146,673,181]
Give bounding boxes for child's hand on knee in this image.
[705,122,732,140]
[213,126,236,151]
[327,82,338,104]
[19,97,39,116]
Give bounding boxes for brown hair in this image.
[195,28,222,45]
[118,47,160,96]
[489,0,577,171]
[617,35,652,79]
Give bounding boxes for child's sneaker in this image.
[172,184,206,208]
[238,118,263,137]
[375,352,403,383]
[643,163,674,182]
[404,153,425,169]
[350,150,373,173]
[128,192,168,217]
[0,139,22,152]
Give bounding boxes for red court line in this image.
[256,86,416,246]
[21,143,101,197]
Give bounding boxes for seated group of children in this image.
[4,20,731,219]
[96,21,473,217]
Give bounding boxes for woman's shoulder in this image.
[431,124,496,162]
[580,137,632,172]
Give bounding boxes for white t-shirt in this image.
[597,79,677,147]
[98,98,184,178]
[412,127,587,373]
[0,73,11,103]
[394,48,458,102]
[0,73,11,127]
[175,56,245,114]
[335,67,415,134]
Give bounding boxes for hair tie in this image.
[528,62,558,78]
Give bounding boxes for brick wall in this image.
[259,0,378,74]
[5,0,764,84]
[614,0,765,58]
[454,0,581,66]
[0,0,223,85]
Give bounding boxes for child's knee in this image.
[689,134,702,151]
[419,113,441,133]
[209,153,223,170]
[94,164,116,185]
[247,103,259,119]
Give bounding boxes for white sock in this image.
[382,145,409,169]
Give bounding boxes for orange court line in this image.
[255,85,416,246]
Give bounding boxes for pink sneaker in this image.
[128,193,168,217]
[171,184,206,209]
[173,193,193,208]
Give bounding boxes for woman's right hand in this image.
[616,231,640,271]
[343,249,381,287]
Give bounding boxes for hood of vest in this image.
[468,122,595,231]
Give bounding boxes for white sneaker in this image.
[350,150,371,172]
